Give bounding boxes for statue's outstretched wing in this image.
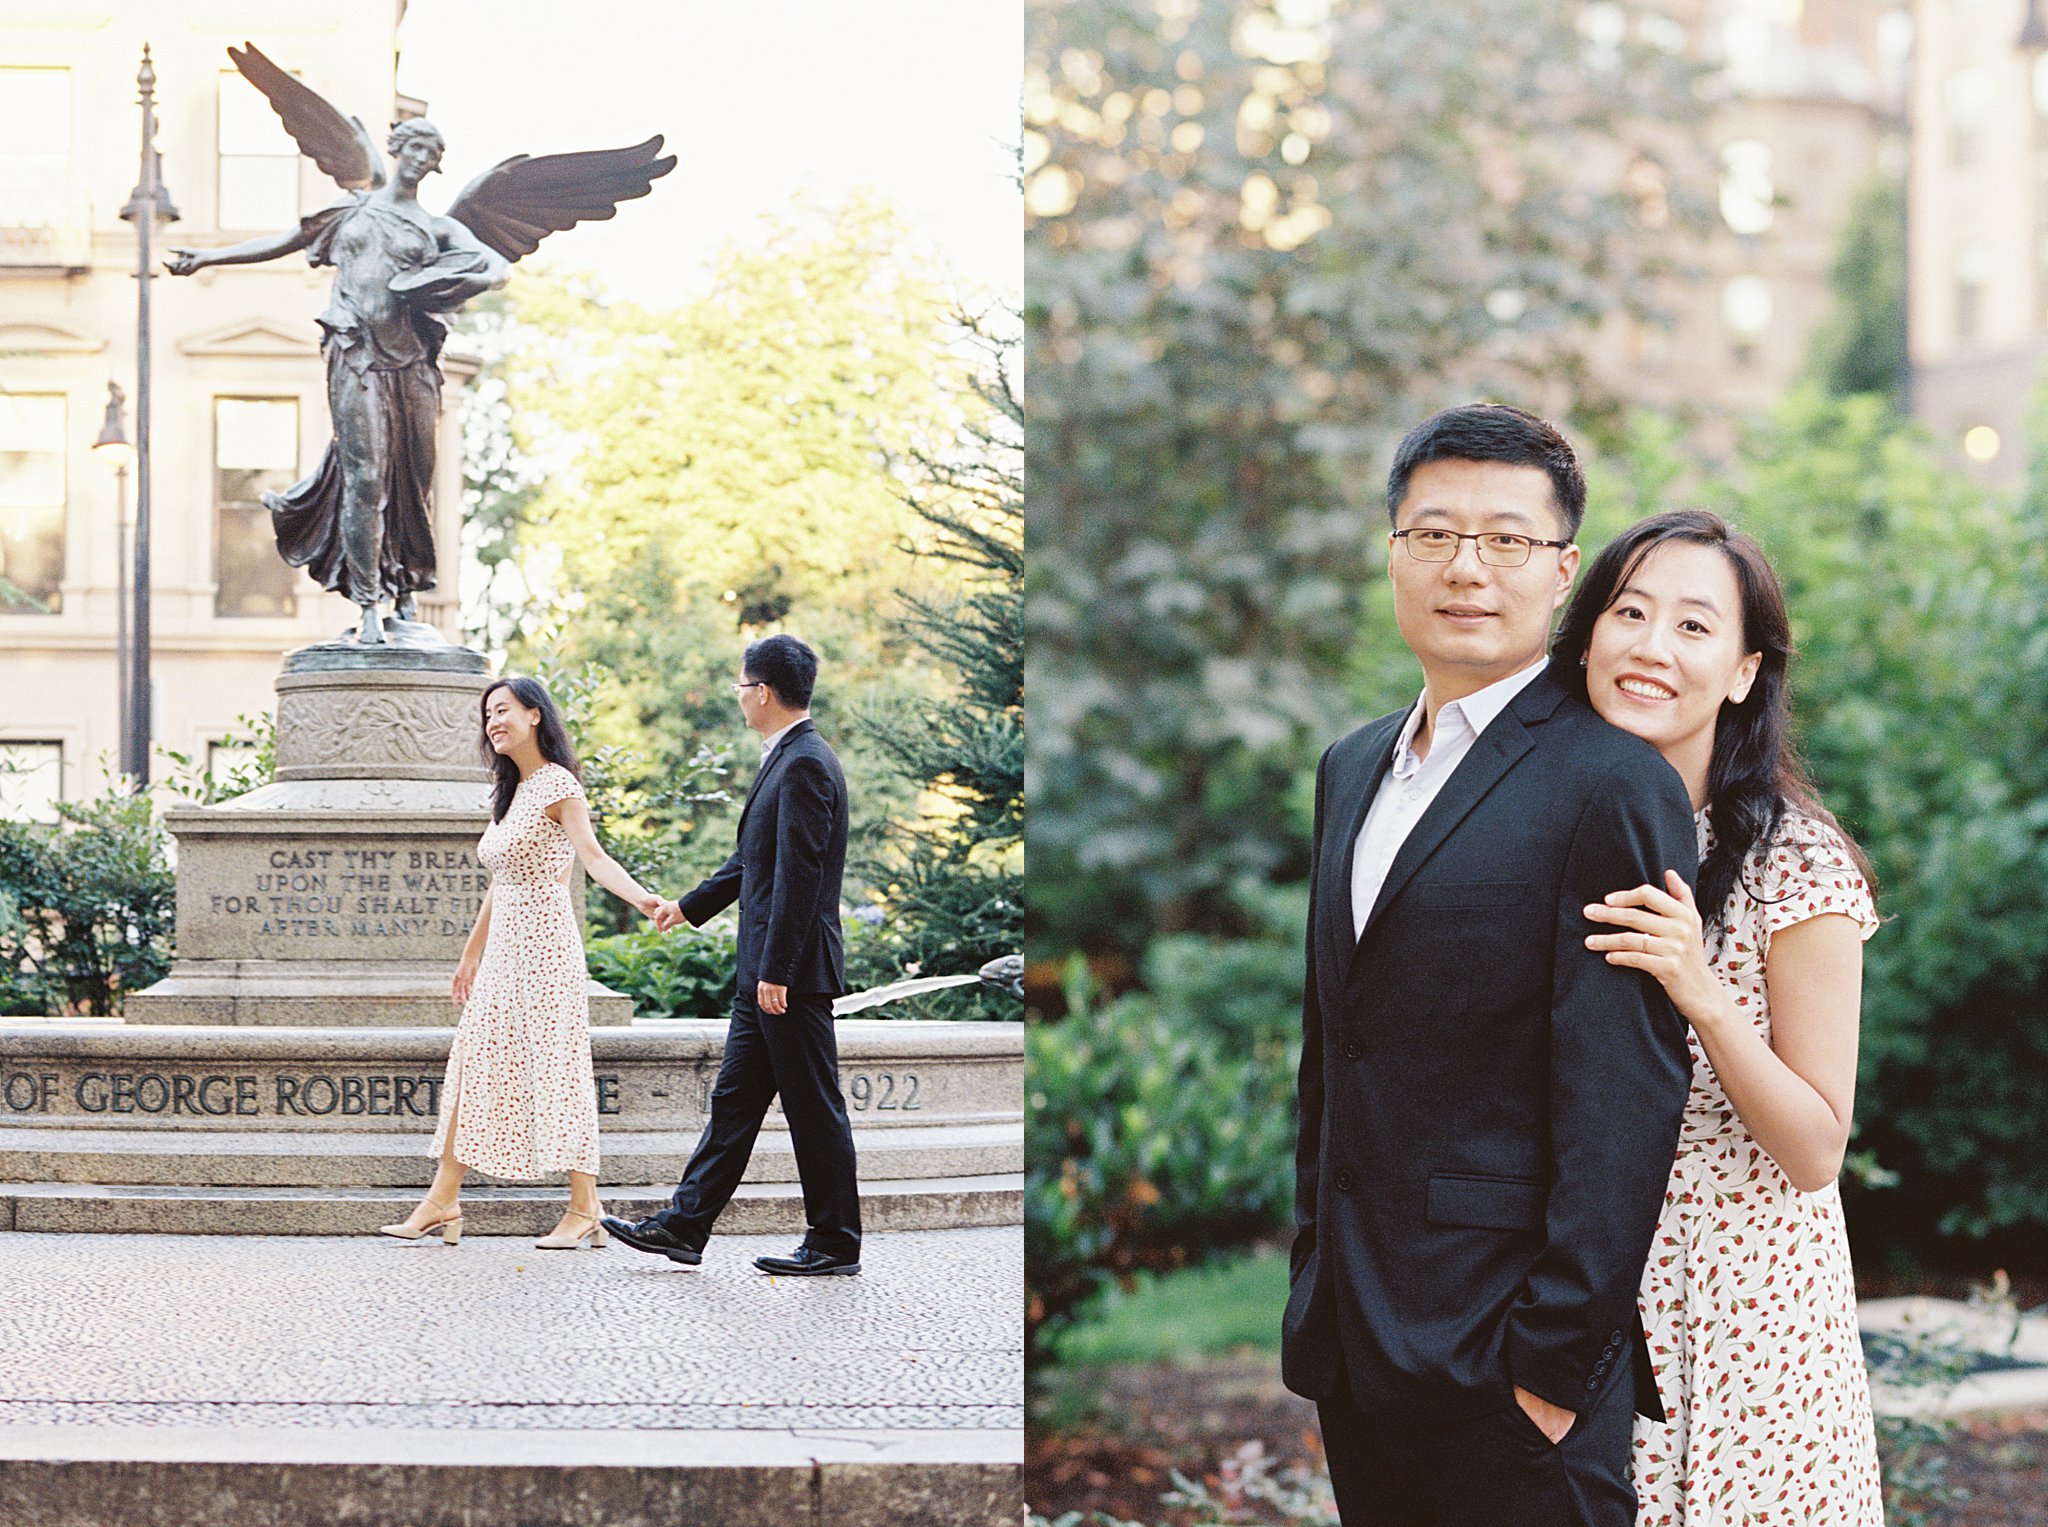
[227,41,384,191]
[445,136,676,262]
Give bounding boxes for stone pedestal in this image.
[127,643,632,1027]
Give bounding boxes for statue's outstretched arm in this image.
[166,224,314,276]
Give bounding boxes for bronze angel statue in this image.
[168,43,674,645]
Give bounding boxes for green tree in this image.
[854,309,1023,1013]
[1026,0,1708,956]
[1804,174,1908,406]
[459,194,992,939]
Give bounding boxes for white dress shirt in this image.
[1349,658,1549,940]
[759,716,805,760]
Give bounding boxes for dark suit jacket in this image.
[1281,665,1695,1425]
[678,718,849,998]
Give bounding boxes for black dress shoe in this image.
[752,1244,861,1276]
[601,1215,702,1265]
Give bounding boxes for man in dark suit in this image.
[604,634,862,1275]
[1284,405,1695,1524]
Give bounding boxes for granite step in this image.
[0,1120,1021,1188]
[0,1173,1024,1235]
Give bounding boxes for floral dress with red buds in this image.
[1630,807,1883,1525]
[429,762,600,1179]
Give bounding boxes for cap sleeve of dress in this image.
[528,763,585,810]
[1748,809,1878,944]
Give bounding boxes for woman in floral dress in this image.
[1552,510,1885,1524]
[379,676,664,1250]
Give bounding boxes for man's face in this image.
[1386,458,1579,696]
[736,672,771,732]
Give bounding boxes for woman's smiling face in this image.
[1584,539,1761,793]
[482,686,539,755]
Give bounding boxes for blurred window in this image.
[218,71,299,229]
[1720,140,1775,235]
[1946,68,1987,169]
[0,68,70,228]
[1954,243,1991,343]
[0,393,66,613]
[214,398,299,617]
[0,742,62,824]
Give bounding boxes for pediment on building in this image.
[178,319,320,359]
[0,321,106,355]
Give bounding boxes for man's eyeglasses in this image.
[1392,529,1573,568]
[731,681,767,695]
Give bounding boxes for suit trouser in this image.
[1316,1368,1635,1527]
[656,990,862,1259]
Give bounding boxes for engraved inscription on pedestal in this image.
[185,835,490,962]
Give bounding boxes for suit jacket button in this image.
[1585,1377,1600,1391]
[1610,1329,1624,1343]
[1335,1168,1355,1192]
[1342,1040,1363,1061]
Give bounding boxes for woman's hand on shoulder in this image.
[1583,869,1724,1024]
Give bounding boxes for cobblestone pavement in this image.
[0,1226,1022,1434]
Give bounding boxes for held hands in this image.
[1513,1385,1576,1444]
[634,892,665,923]
[1583,870,1719,1023]
[451,953,480,1007]
[650,899,684,932]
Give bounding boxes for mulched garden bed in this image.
[1026,1358,2048,1526]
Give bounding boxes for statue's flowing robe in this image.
[266,194,491,606]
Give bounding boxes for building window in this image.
[207,737,264,794]
[0,68,70,229]
[1719,140,1774,236]
[1947,68,1988,169]
[0,742,62,824]
[0,393,66,614]
[218,72,299,230]
[214,398,299,617]
[1723,275,1773,363]
[1955,243,1991,344]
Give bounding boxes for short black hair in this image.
[1386,403,1586,537]
[743,633,818,709]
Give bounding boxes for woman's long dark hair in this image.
[479,676,583,822]
[1551,509,1874,928]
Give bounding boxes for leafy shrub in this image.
[0,791,174,1016]
[1027,916,1304,1363]
[587,911,1005,1021]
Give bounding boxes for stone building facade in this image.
[0,0,471,818]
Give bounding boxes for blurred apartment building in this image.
[0,0,470,821]
[1905,0,2048,479]
[1587,0,1908,430]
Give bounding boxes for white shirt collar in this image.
[1392,656,1549,772]
[760,717,806,758]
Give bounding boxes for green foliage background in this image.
[1025,0,2048,1358]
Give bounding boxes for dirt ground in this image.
[1026,1357,2048,1526]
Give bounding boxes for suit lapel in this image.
[1345,669,1565,977]
[1318,708,1410,971]
[736,719,814,834]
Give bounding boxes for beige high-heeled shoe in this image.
[536,1208,610,1250]
[378,1195,463,1244]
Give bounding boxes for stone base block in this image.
[0,1121,1021,1187]
[0,1175,1024,1235]
[0,1020,1021,1132]
[0,1434,1022,1527]
[124,964,634,1027]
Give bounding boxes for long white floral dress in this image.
[1632,807,1884,1525]
[429,761,600,1179]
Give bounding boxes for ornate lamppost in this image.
[117,44,179,789]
